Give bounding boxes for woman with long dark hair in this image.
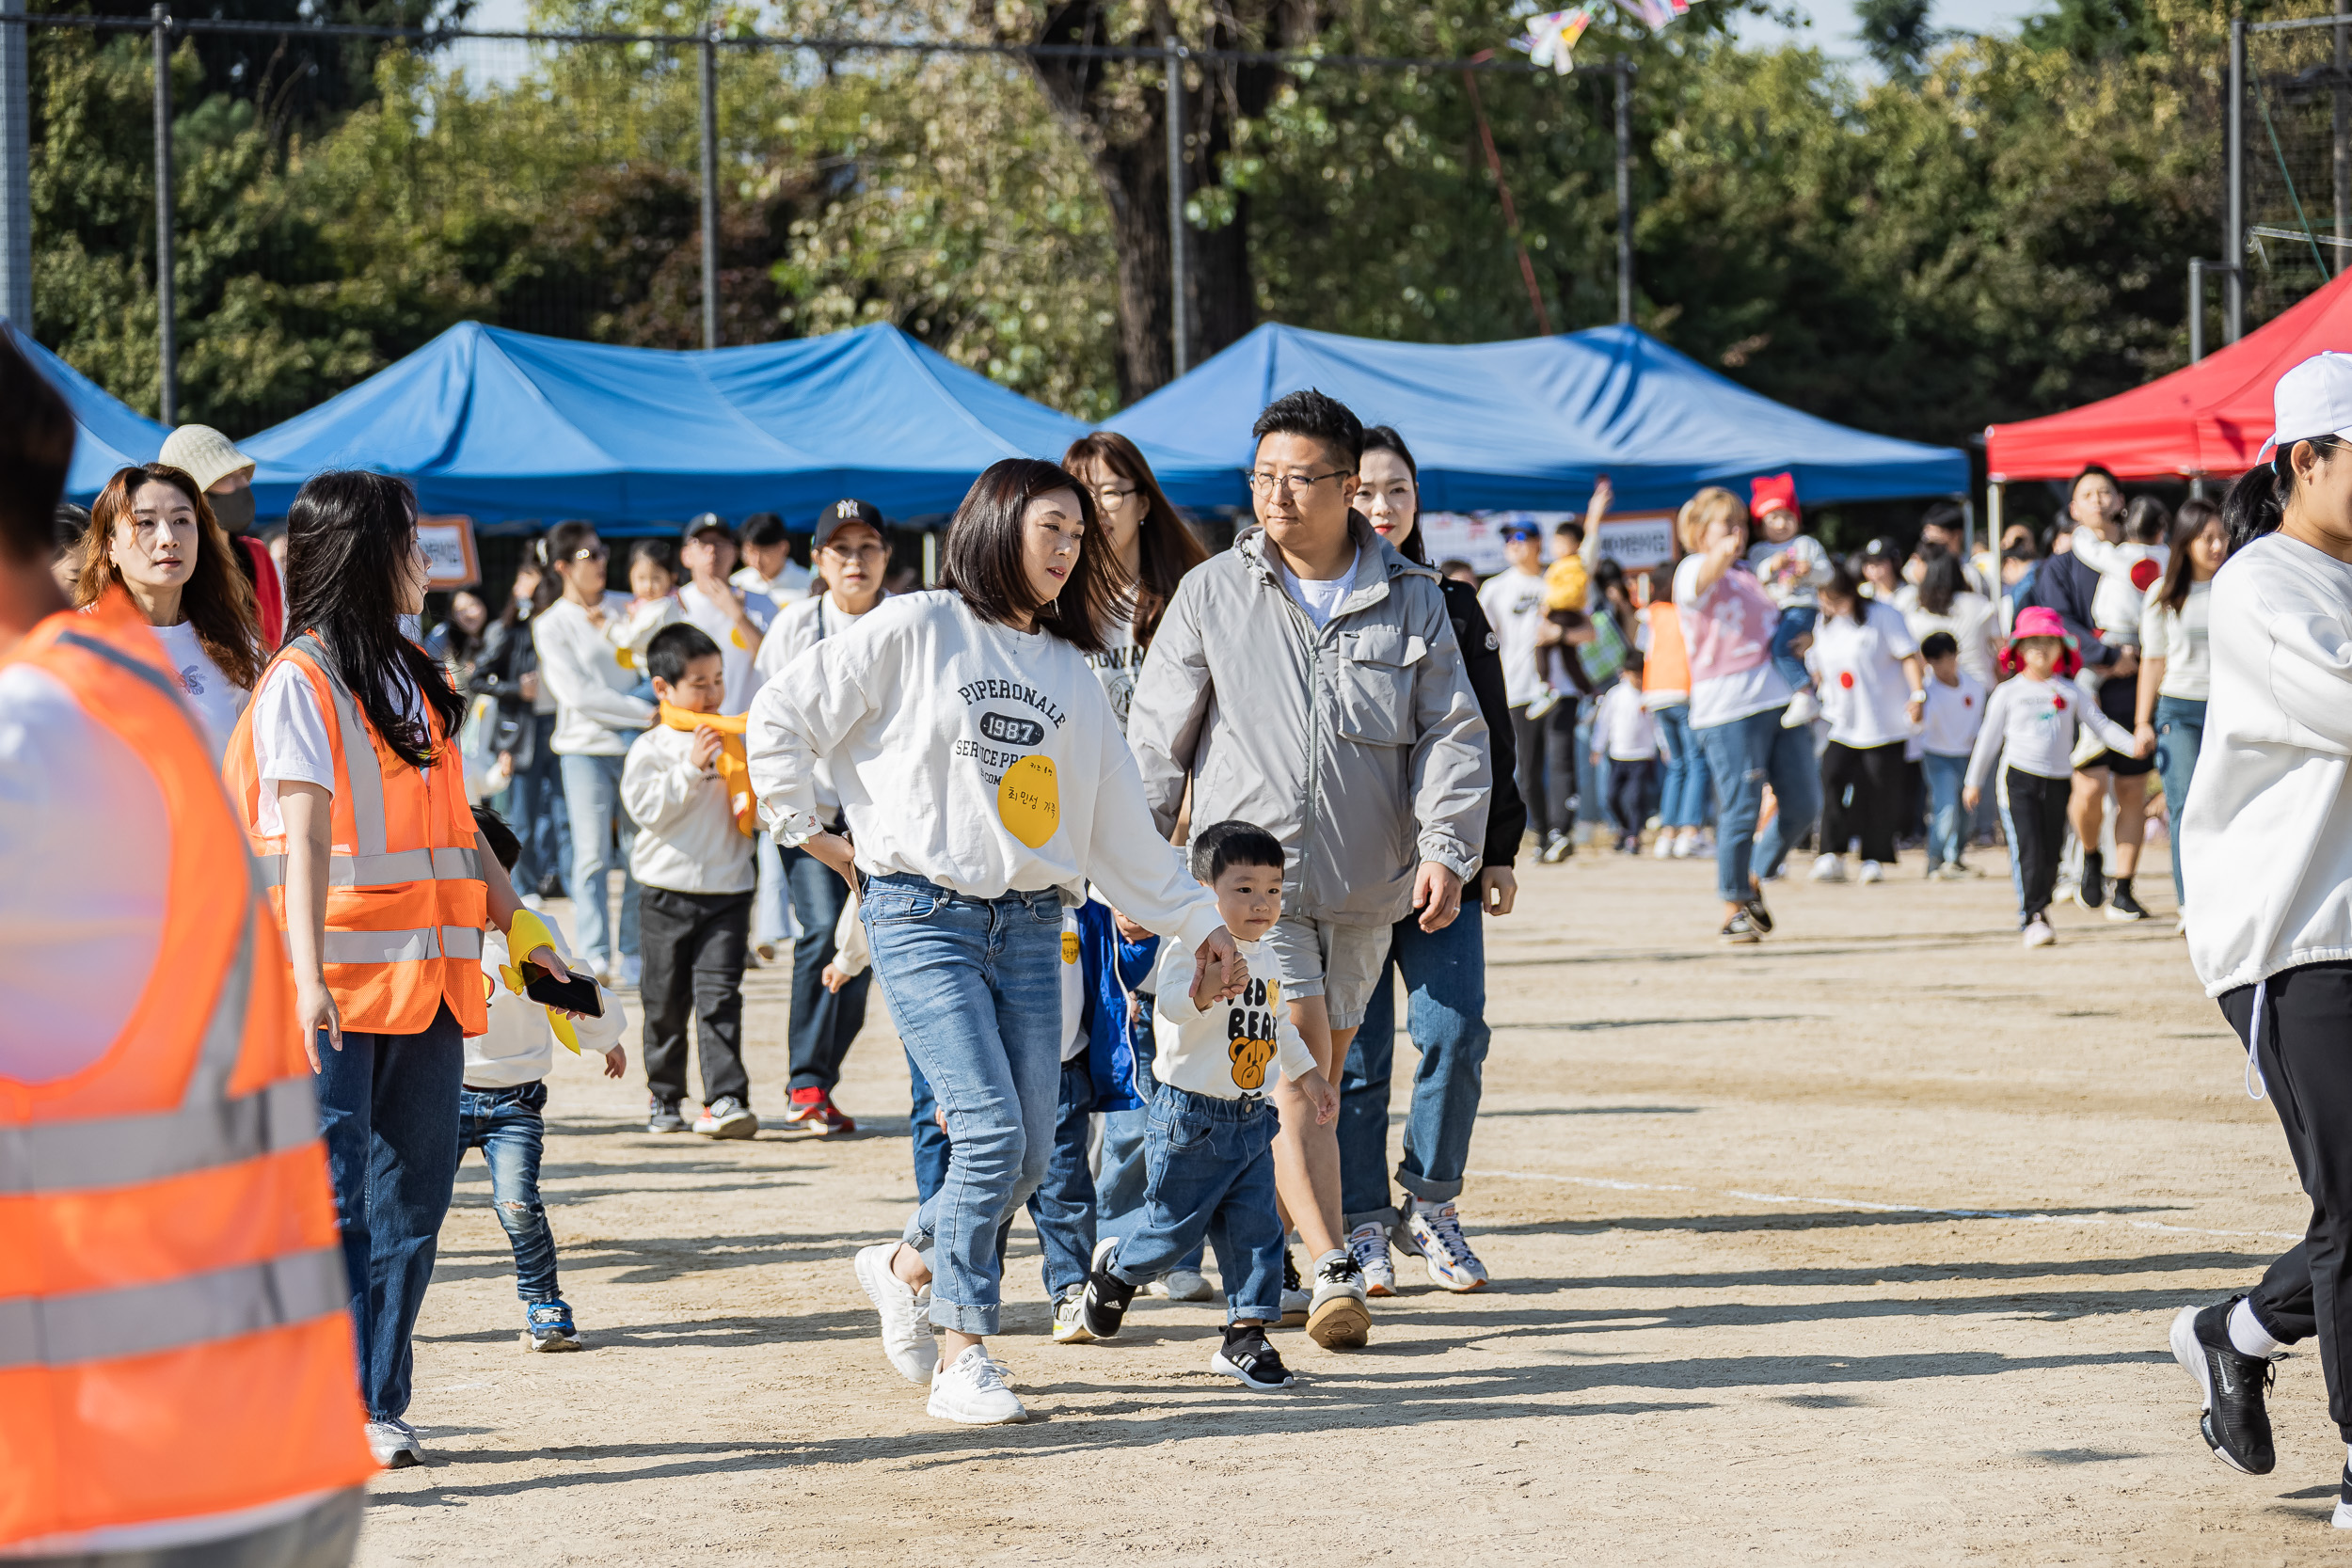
[223,470,569,1470]
[2136,498,2225,924]
[2171,358,2352,1515]
[746,457,1245,1425]
[1339,424,1525,1295]
[73,461,262,756]
[473,552,569,895]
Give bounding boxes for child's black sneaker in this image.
[2106,883,2150,922]
[523,1298,581,1353]
[2076,849,2107,909]
[1081,1266,1136,1339]
[1212,1326,1295,1392]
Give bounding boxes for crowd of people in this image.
[21,313,2352,1556]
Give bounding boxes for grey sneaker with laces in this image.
[1398,1196,1489,1291]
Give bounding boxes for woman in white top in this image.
[2173,354,2352,1506]
[1901,551,1997,691]
[1805,566,1925,884]
[72,462,262,757]
[2135,498,2224,919]
[746,458,1246,1427]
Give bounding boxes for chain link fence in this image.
[2242,10,2352,329]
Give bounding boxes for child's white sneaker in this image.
[1347,1220,1397,1297]
[853,1243,937,1383]
[2024,919,2057,948]
[1782,689,1820,727]
[1150,1267,1215,1302]
[928,1345,1026,1425]
[1306,1251,1372,1349]
[365,1418,423,1469]
[1809,853,1847,883]
[1650,831,1674,859]
[694,1096,758,1139]
[1858,859,1885,884]
[1279,1249,1311,1325]
[1050,1288,1093,1344]
[1399,1196,1489,1291]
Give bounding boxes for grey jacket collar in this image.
[1233,513,1438,619]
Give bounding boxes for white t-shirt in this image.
[1085,598,1143,736]
[1147,936,1316,1100]
[1916,671,1987,757]
[144,620,251,759]
[249,659,429,839]
[1901,592,1999,692]
[1061,909,1088,1062]
[2142,578,2213,701]
[0,664,171,1082]
[1277,549,1359,631]
[1672,555,1792,729]
[1807,600,1921,749]
[1478,568,1550,708]
[1597,678,1657,761]
[676,582,776,717]
[734,561,811,603]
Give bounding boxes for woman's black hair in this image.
[2156,498,2223,611]
[499,548,561,631]
[2224,438,2346,557]
[1820,563,1868,626]
[1059,430,1211,646]
[283,470,465,769]
[472,804,521,874]
[0,326,74,564]
[77,463,265,689]
[628,538,676,579]
[1356,425,1430,566]
[1916,550,1966,618]
[940,458,1118,652]
[544,519,606,575]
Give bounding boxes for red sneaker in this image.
[785,1086,855,1135]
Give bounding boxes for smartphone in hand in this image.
[519,960,603,1018]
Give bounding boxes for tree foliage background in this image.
[19,0,2271,457]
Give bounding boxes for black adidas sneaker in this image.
[1211,1328,1296,1392]
[1081,1265,1136,1340]
[2170,1297,2278,1475]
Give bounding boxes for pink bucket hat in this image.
[2001,606,2081,676]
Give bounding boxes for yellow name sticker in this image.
[615,646,635,669]
[998,754,1060,848]
[1061,931,1080,964]
[732,626,749,649]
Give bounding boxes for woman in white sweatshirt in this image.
[2171,352,2352,1514]
[745,458,1245,1428]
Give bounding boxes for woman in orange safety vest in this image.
[224,470,568,1471]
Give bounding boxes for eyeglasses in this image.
[1244,468,1353,496]
[822,542,886,562]
[566,546,608,562]
[1092,485,1138,505]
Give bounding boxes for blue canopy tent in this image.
[1100,323,1970,513]
[237,321,1094,529]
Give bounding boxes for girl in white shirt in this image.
[2135,499,2225,918]
[746,457,1245,1428]
[72,462,263,757]
[1805,568,1924,885]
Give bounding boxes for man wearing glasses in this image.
[1128,389,1490,1350]
[751,499,892,1136]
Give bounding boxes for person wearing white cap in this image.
[159,423,284,646]
[2169,350,2352,1520]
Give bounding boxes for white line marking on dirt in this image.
[1468,1166,2302,1242]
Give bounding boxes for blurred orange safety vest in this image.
[224,632,488,1037]
[0,592,373,1550]
[1643,600,1692,699]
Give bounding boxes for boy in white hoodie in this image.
[622,623,759,1139]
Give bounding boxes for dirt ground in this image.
[352,843,2341,1566]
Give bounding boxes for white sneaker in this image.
[1858,860,1885,884]
[2176,911,2190,936]
[1347,1220,1397,1297]
[1651,832,1675,860]
[853,1243,938,1383]
[1050,1288,1093,1344]
[615,953,643,990]
[693,1096,759,1139]
[1152,1267,1214,1302]
[1782,690,1820,727]
[928,1345,1027,1425]
[2024,919,2057,949]
[1306,1253,1372,1349]
[1400,1196,1489,1292]
[366,1417,423,1468]
[1809,853,1847,883]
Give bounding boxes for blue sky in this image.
[1732,0,2048,59]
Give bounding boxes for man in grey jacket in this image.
[1128,388,1490,1350]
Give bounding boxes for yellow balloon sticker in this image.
[615,646,636,670]
[997,753,1060,848]
[1061,931,1080,964]
[732,626,749,649]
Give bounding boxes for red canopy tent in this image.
[1985,267,2352,482]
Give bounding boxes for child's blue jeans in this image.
[1108,1085,1284,1325]
[1025,1053,1100,1301]
[1771,605,1818,693]
[458,1080,560,1305]
[1921,751,1970,870]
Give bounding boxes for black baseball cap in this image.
[814,498,886,551]
[681,513,733,543]
[1502,522,1541,543]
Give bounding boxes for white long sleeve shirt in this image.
[2184,533,2352,995]
[1963,672,2135,791]
[1147,936,1316,1100]
[533,594,656,756]
[466,927,629,1088]
[620,723,756,894]
[743,591,1224,958]
[751,594,885,822]
[2071,527,2167,642]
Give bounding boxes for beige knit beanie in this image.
[157,424,255,492]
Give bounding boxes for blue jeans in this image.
[1695,704,1823,904]
[753,832,790,951]
[861,873,1064,1336]
[314,1003,464,1423]
[559,750,641,966]
[2155,694,2208,907]
[908,1050,948,1203]
[1574,702,1607,827]
[1107,1086,1285,1325]
[784,847,871,1093]
[1340,904,1490,1225]
[1653,703,1712,830]
[501,711,569,894]
[458,1080,560,1304]
[1093,996,1202,1271]
[1922,752,1970,870]
[1771,606,1818,693]
[1025,1053,1100,1300]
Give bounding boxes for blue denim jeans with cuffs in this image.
[1694,704,1823,904]
[860,872,1064,1337]
[1106,1085,1284,1325]
[1340,903,1490,1228]
[457,1080,560,1304]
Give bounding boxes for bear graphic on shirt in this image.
[1225,975,1284,1090]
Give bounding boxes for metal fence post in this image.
[698,24,719,352]
[1614,60,1633,326]
[2188,258,2205,363]
[2335,0,2348,247]
[2227,17,2245,344]
[1165,36,1188,379]
[1,0,30,330]
[152,3,176,422]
